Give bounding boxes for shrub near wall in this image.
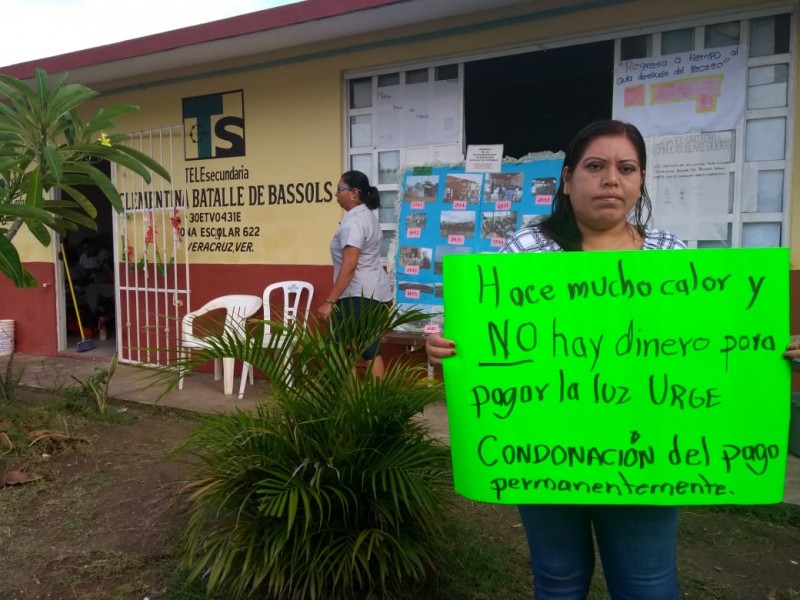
[172,305,451,599]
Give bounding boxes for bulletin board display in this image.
[393,158,564,333]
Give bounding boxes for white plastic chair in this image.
[239,281,314,398]
[178,294,262,396]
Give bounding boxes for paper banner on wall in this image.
[393,157,563,333]
[613,46,746,136]
[441,248,790,505]
[375,79,460,149]
[646,131,735,241]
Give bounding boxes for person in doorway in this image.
[427,120,686,599]
[78,237,111,275]
[318,170,393,378]
[78,237,114,321]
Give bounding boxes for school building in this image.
[0,0,797,374]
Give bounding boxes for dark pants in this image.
[331,297,389,360]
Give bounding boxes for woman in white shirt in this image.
[318,170,393,378]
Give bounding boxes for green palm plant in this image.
[0,69,170,287]
[168,302,451,599]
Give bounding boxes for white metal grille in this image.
[113,125,189,367]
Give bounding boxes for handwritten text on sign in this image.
[441,249,789,505]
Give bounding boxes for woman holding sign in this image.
[427,120,686,599]
[784,338,800,367]
[318,170,393,378]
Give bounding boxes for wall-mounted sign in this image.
[183,89,246,160]
[466,144,504,173]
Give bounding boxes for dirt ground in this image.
[1,390,800,600]
[0,393,195,600]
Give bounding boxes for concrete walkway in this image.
[6,352,798,505]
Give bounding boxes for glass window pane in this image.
[380,229,395,258]
[378,72,400,87]
[435,64,459,81]
[704,21,740,48]
[378,151,400,184]
[349,77,372,109]
[747,64,788,109]
[378,191,398,224]
[742,222,781,247]
[756,170,784,213]
[621,35,651,59]
[406,68,429,84]
[350,154,372,174]
[745,118,785,161]
[697,223,732,248]
[750,14,791,57]
[661,29,694,54]
[349,115,372,148]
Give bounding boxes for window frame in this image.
[345,6,795,254]
[616,11,794,248]
[344,62,465,266]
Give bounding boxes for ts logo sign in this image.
[182,90,245,161]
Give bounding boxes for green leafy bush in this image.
[171,304,450,599]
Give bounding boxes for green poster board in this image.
[442,248,790,505]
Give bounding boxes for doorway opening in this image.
[60,161,117,357]
[464,40,614,158]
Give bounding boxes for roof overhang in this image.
[1,0,535,88]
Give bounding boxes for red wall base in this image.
[3,264,800,393]
[183,264,333,312]
[0,262,58,355]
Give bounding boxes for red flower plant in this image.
[144,222,156,244]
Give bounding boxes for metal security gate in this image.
[113,125,190,367]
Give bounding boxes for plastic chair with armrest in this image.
[178,294,262,396]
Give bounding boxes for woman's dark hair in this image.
[540,119,652,251]
[341,170,381,210]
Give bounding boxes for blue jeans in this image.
[517,504,679,600]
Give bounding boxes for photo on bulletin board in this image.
[481,210,518,244]
[398,245,434,271]
[433,245,473,276]
[532,176,557,207]
[405,213,427,229]
[532,176,557,195]
[521,213,547,228]
[485,172,524,203]
[439,210,477,239]
[393,302,444,334]
[394,156,564,332]
[403,175,440,203]
[444,174,483,204]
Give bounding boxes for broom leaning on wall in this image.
[60,243,95,352]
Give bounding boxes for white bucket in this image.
[0,320,15,356]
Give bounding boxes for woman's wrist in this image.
[325,298,337,304]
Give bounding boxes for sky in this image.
[1,0,303,66]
